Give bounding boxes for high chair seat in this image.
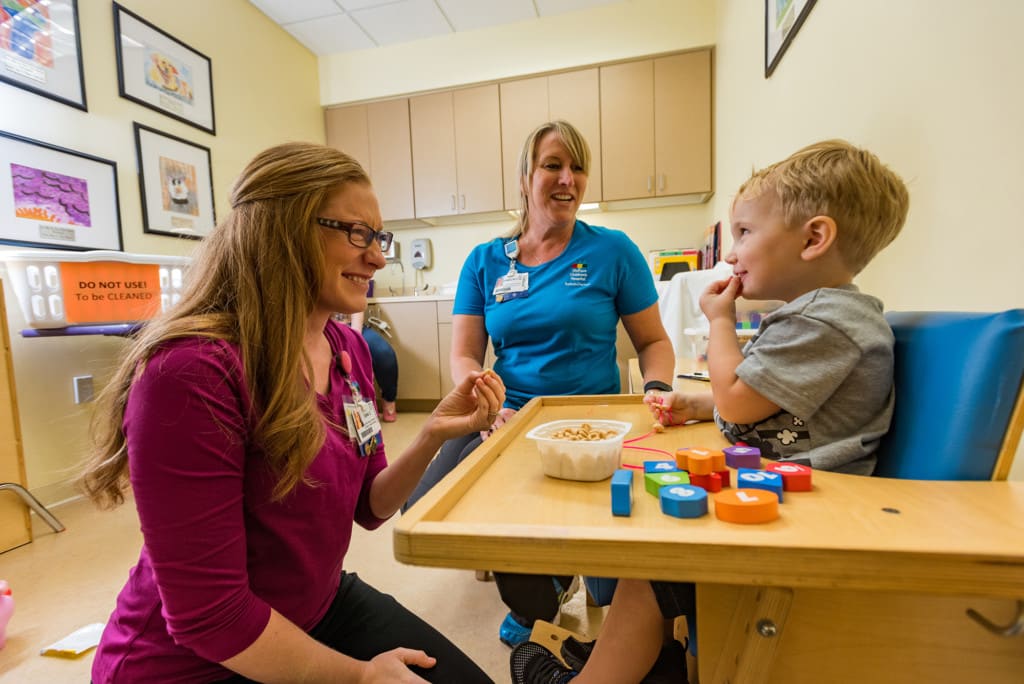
[876,309,1024,481]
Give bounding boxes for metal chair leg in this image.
[967,600,1024,637]
[0,482,65,533]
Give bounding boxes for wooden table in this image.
[395,394,1024,683]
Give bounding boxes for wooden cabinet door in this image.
[600,60,655,201]
[410,91,458,218]
[500,76,549,210]
[654,50,712,196]
[549,68,603,203]
[453,84,503,214]
[367,99,416,221]
[0,280,31,552]
[325,105,370,170]
[375,301,440,400]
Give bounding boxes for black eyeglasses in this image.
[316,217,394,252]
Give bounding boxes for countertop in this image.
[368,294,454,304]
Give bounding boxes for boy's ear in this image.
[799,215,838,261]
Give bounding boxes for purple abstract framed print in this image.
[0,130,122,251]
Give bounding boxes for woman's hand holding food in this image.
[429,369,505,439]
[480,407,517,441]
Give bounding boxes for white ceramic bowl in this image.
[525,419,632,482]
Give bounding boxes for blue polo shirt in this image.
[454,220,657,409]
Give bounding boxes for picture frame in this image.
[133,122,215,240]
[765,0,818,78]
[0,130,122,251]
[114,3,215,134]
[0,0,87,110]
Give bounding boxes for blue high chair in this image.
[876,309,1024,481]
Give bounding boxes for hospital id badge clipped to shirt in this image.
[343,399,381,457]
[492,272,529,303]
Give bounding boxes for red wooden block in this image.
[714,469,731,488]
[689,471,723,493]
[766,462,813,491]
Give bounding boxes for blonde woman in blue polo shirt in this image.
[404,120,675,647]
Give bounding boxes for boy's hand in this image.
[644,390,714,425]
[700,276,743,322]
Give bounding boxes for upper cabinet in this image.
[600,49,712,201]
[499,68,602,210]
[325,99,415,221]
[410,84,504,218]
[325,49,713,222]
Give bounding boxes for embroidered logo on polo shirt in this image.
[565,262,589,287]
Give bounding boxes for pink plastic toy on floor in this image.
[0,580,13,650]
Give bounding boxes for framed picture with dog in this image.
[114,3,215,134]
[133,122,214,240]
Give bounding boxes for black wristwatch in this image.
[643,380,673,393]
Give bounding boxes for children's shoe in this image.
[559,635,595,672]
[499,612,533,647]
[381,402,397,422]
[510,642,578,684]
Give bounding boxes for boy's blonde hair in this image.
[737,139,909,273]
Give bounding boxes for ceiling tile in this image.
[336,0,396,9]
[535,0,622,18]
[250,0,343,25]
[351,0,452,46]
[285,13,375,55]
[437,0,536,32]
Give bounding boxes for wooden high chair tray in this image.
[394,394,1024,598]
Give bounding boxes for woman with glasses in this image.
[81,142,503,683]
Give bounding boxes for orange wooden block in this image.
[713,489,779,523]
[675,447,724,474]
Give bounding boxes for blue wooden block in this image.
[644,460,678,474]
[611,469,634,516]
[736,468,784,502]
[659,484,709,518]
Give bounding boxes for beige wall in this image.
[0,0,322,501]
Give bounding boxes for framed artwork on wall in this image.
[114,3,216,134]
[0,0,87,110]
[0,130,122,251]
[133,122,215,240]
[765,0,818,78]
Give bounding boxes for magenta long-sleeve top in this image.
[91,321,389,683]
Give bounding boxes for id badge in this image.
[492,272,529,302]
[343,400,382,457]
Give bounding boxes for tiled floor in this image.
[0,412,603,683]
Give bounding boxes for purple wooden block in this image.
[724,445,762,469]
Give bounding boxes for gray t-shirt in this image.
[714,285,894,475]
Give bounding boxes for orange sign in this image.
[60,261,162,324]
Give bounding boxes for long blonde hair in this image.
[513,120,591,236]
[80,142,371,508]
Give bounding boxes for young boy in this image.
[509,139,910,684]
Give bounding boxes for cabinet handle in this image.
[460,194,466,210]
[647,175,654,193]
[658,174,666,192]
[450,194,456,211]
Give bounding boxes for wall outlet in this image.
[73,375,94,404]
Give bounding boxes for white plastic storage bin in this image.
[2,250,190,328]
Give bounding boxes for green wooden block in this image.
[644,471,689,496]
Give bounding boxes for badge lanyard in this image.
[336,350,380,458]
[492,238,529,303]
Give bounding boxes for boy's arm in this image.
[702,277,780,424]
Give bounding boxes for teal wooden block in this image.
[660,484,709,518]
[611,469,634,516]
[736,468,784,502]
